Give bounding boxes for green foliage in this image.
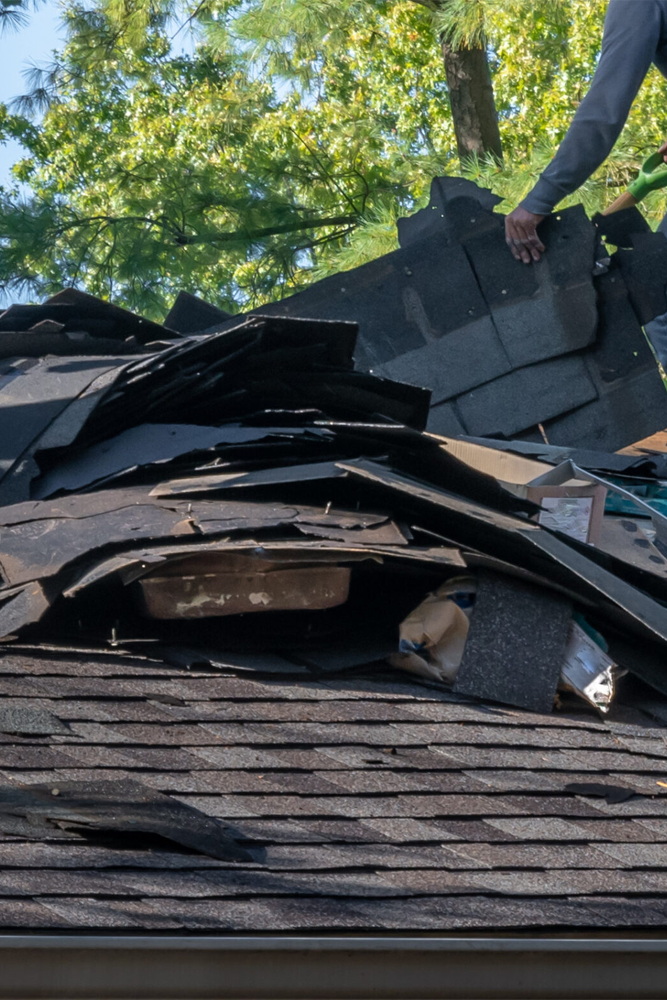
[0,0,454,315]
[0,0,38,32]
[2,0,667,318]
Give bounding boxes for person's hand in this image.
[505,207,546,263]
[659,139,667,162]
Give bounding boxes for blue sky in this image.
[0,0,64,186]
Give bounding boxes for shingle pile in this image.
[0,301,666,713]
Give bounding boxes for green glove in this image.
[628,151,667,202]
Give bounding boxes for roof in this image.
[1,648,667,933]
[2,177,667,951]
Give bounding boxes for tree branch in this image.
[44,211,359,246]
[404,0,439,11]
[175,214,359,245]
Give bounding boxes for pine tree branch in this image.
[33,210,360,247]
[52,213,178,237]
[289,128,361,215]
[404,0,439,10]
[170,0,210,40]
[175,215,360,244]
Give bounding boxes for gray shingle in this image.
[437,747,665,772]
[566,819,667,842]
[357,817,458,842]
[70,747,196,770]
[464,869,661,896]
[634,818,667,837]
[158,895,366,930]
[243,772,343,795]
[576,895,667,928]
[401,701,610,729]
[0,746,82,769]
[350,895,601,930]
[615,736,667,758]
[189,746,294,770]
[380,869,479,893]
[0,899,71,927]
[40,896,183,929]
[200,869,401,898]
[234,818,372,843]
[543,366,667,453]
[195,700,420,723]
[394,722,620,749]
[461,770,641,793]
[482,817,588,841]
[454,355,598,439]
[377,316,511,405]
[440,842,631,869]
[596,842,667,867]
[318,770,487,795]
[112,870,241,897]
[430,820,518,842]
[448,794,605,818]
[0,843,235,868]
[581,796,667,817]
[69,722,230,745]
[0,869,121,895]
[258,843,455,870]
[314,746,449,770]
[237,721,432,746]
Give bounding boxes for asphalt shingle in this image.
[0,649,665,932]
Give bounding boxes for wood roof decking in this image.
[0,651,666,931]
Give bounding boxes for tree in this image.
[0,0,456,314]
[440,38,501,161]
[431,0,502,162]
[0,0,37,32]
[2,0,667,319]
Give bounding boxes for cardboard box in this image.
[523,462,607,545]
[439,440,607,545]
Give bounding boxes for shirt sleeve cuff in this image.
[520,178,561,216]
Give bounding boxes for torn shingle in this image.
[0,779,251,862]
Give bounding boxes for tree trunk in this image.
[441,40,502,163]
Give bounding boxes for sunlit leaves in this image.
[3,0,667,316]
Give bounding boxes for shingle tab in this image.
[455,355,598,439]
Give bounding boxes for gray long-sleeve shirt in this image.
[521,0,667,216]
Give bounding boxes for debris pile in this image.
[1,178,667,721]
